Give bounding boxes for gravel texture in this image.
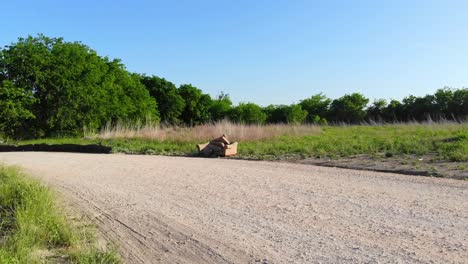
[1,152,467,263]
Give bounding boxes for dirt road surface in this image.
[1,152,467,263]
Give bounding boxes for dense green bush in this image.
[178,84,212,125]
[229,103,267,124]
[299,93,331,123]
[0,35,158,138]
[209,92,233,122]
[328,93,369,123]
[139,75,184,124]
[263,104,307,124]
[0,80,36,137]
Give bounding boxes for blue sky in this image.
[2,0,468,105]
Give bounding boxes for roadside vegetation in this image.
[0,166,119,263]
[12,122,467,162]
[0,34,467,141]
[10,121,465,179]
[0,34,466,178]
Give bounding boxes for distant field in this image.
[10,122,467,162]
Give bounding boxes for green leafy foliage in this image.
[0,34,468,139]
[263,105,289,123]
[263,104,307,124]
[209,92,232,121]
[299,93,331,123]
[329,93,369,123]
[286,104,308,124]
[0,34,158,138]
[229,103,267,124]
[0,80,36,137]
[448,88,468,120]
[178,84,212,125]
[139,75,185,124]
[366,99,388,122]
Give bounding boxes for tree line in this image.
[0,35,467,139]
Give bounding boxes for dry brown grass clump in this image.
[87,120,321,142]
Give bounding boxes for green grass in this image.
[0,166,120,263]
[240,124,468,161]
[8,123,468,162]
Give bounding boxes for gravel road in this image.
[1,152,467,263]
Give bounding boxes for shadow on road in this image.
[0,144,112,154]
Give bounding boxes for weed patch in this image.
[0,166,120,263]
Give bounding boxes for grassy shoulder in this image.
[0,166,119,263]
[12,123,468,162]
[240,124,468,162]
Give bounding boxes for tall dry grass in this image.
[87,120,321,142]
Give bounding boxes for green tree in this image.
[382,99,405,122]
[450,88,468,120]
[139,75,184,124]
[286,104,308,124]
[434,88,453,118]
[366,99,387,122]
[404,95,437,121]
[263,105,289,123]
[401,95,417,121]
[299,93,331,123]
[264,104,307,124]
[229,103,267,124]
[0,34,158,137]
[209,92,232,121]
[0,80,36,138]
[178,84,212,125]
[329,93,369,123]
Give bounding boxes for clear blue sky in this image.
[2,0,468,105]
